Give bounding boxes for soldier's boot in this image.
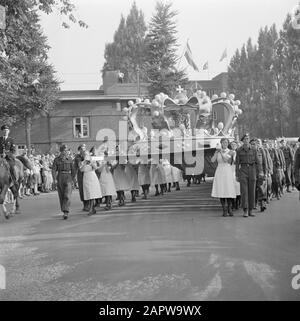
[249,209,256,217]
[173,183,176,188]
[117,192,122,206]
[83,200,89,211]
[227,198,233,216]
[187,179,191,187]
[155,185,160,196]
[63,211,68,220]
[220,198,227,217]
[131,190,136,202]
[287,186,292,193]
[243,209,248,217]
[176,182,180,191]
[168,183,171,192]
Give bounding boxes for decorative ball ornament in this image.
[235,100,241,106]
[128,101,134,106]
[153,110,160,117]
[220,92,227,98]
[229,94,235,100]
[152,101,160,108]
[217,122,224,130]
[211,94,218,100]
[236,109,243,115]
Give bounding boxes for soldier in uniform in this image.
[0,124,17,183]
[235,134,263,217]
[277,142,286,196]
[255,138,268,212]
[73,144,89,211]
[294,137,300,193]
[262,139,273,203]
[52,144,75,219]
[280,139,294,192]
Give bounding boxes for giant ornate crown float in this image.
[121,86,242,151]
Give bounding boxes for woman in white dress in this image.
[80,152,102,215]
[229,141,241,210]
[125,161,140,202]
[97,159,116,210]
[113,162,131,206]
[138,160,151,199]
[162,159,173,192]
[211,138,236,216]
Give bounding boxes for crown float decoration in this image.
[122,87,242,142]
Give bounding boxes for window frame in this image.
[73,116,90,138]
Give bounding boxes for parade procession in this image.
[0,0,300,304]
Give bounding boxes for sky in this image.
[40,0,298,90]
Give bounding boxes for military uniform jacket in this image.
[277,149,286,170]
[264,148,273,175]
[257,147,267,176]
[294,147,300,183]
[0,136,15,155]
[52,155,75,181]
[281,146,294,166]
[235,145,263,180]
[269,148,280,170]
[74,153,84,176]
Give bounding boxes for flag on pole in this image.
[184,41,199,72]
[202,61,208,70]
[219,48,227,62]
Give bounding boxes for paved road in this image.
[0,181,299,301]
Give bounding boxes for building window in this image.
[17,145,26,155]
[73,117,89,138]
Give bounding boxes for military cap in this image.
[77,143,86,151]
[241,133,250,141]
[1,124,9,130]
[59,144,68,152]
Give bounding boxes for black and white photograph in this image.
[0,0,299,310]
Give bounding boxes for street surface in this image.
[0,180,299,300]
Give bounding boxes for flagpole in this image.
[207,63,210,80]
[177,39,188,70]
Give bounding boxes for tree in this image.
[279,14,300,136]
[144,1,187,97]
[0,0,66,153]
[102,2,147,82]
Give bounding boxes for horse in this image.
[0,153,31,219]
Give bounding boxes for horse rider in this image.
[0,124,17,184]
[52,144,75,220]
